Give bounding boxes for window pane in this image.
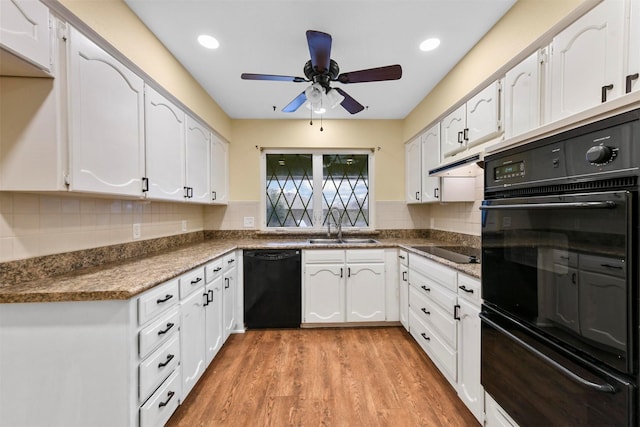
[322,154,369,227]
[265,154,313,227]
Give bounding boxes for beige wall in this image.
[403,0,589,142]
[228,119,404,201]
[58,0,232,141]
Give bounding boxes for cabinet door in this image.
[210,134,229,204]
[0,0,51,73]
[180,288,207,399]
[222,266,236,341]
[304,264,344,323]
[346,263,385,322]
[441,104,466,158]
[205,275,224,366]
[405,137,421,203]
[466,80,502,147]
[185,115,211,203]
[420,123,441,203]
[549,0,625,120]
[504,50,541,138]
[144,85,185,201]
[628,0,640,94]
[399,263,409,330]
[68,27,145,197]
[457,298,484,424]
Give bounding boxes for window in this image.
[263,150,373,230]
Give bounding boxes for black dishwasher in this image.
[243,249,301,329]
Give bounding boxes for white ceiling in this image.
[124,0,516,120]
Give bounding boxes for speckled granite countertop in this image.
[0,237,480,304]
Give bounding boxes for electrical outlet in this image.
[132,223,141,239]
[243,216,255,228]
[181,220,187,232]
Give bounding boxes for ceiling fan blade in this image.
[282,91,308,113]
[334,88,364,114]
[306,30,332,73]
[336,64,402,84]
[241,73,307,82]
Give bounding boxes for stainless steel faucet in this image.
[327,207,343,239]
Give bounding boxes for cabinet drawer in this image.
[305,249,345,264]
[410,254,457,292]
[398,249,408,267]
[139,333,180,402]
[457,274,481,305]
[222,252,237,271]
[138,278,179,325]
[179,267,205,299]
[139,369,181,427]
[205,258,223,284]
[410,270,456,315]
[409,285,456,348]
[579,254,626,278]
[409,309,456,381]
[139,307,180,358]
[346,249,385,263]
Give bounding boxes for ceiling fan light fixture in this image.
[304,83,324,103]
[326,88,344,109]
[419,38,440,52]
[198,34,219,49]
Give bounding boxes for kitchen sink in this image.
[307,238,379,245]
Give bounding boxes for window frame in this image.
[260,148,375,232]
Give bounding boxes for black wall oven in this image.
[481,109,640,426]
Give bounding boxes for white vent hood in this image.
[428,153,484,177]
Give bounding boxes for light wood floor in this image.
[166,327,480,427]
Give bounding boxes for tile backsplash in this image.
[0,193,204,262]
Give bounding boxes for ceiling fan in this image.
[241,30,402,115]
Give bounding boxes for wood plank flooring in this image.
[166,327,480,427]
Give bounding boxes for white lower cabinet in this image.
[407,252,483,424]
[179,266,207,399]
[303,249,386,324]
[204,258,224,365]
[485,392,520,427]
[222,251,238,340]
[398,250,409,330]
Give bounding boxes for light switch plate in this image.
[181,220,187,232]
[243,216,255,228]
[132,223,141,239]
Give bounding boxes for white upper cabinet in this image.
[67,26,145,197]
[549,0,625,121]
[628,0,640,94]
[210,134,229,204]
[185,115,211,203]
[0,0,51,75]
[465,80,502,148]
[144,85,185,201]
[504,49,543,138]
[441,80,503,159]
[405,136,422,203]
[420,124,441,203]
[441,104,467,158]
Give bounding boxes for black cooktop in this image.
[412,245,481,264]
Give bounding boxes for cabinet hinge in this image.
[57,21,69,42]
[63,174,70,186]
[497,119,503,131]
[539,49,548,65]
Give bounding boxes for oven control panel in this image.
[484,109,640,192]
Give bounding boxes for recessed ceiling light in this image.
[419,38,440,52]
[198,34,219,49]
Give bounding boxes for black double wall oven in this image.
[481,109,640,426]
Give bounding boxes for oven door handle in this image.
[479,312,617,393]
[479,201,616,210]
